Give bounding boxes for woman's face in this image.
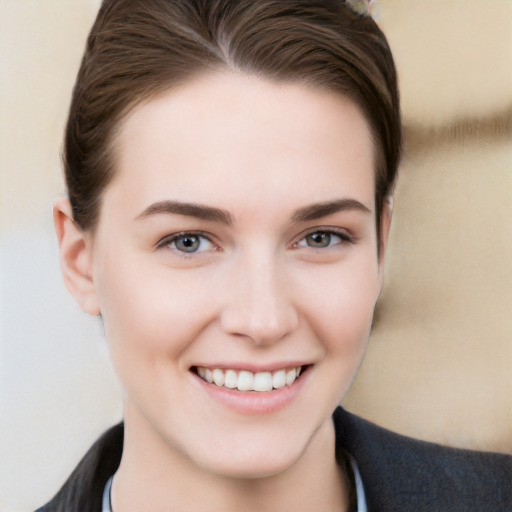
[83,72,388,478]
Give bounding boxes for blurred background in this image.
[1,0,511,510]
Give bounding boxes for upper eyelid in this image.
[293,226,354,243]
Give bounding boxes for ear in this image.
[377,196,393,280]
[54,198,100,316]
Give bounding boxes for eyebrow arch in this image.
[136,200,234,225]
[292,199,371,222]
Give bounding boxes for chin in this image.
[197,443,307,480]
[186,418,325,481]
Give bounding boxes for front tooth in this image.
[286,368,297,386]
[254,371,273,392]
[212,368,225,386]
[272,369,286,389]
[237,371,254,391]
[204,368,213,383]
[224,369,237,389]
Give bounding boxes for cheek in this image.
[297,259,379,353]
[94,253,220,366]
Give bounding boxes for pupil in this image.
[177,236,199,252]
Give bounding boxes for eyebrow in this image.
[136,200,234,225]
[291,199,371,222]
[136,198,370,225]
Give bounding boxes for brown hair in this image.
[64,0,401,242]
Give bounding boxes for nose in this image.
[220,254,299,346]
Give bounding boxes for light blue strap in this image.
[102,476,114,512]
[348,454,368,512]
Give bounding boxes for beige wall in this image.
[1,0,511,510]
[344,0,512,451]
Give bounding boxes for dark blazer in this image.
[37,406,512,511]
[333,407,512,511]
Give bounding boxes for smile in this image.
[194,366,303,392]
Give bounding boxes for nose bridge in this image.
[220,248,298,345]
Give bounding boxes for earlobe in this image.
[54,198,100,316]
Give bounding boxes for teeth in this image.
[237,371,254,391]
[195,366,304,392]
[212,368,225,387]
[224,369,237,389]
[254,371,272,392]
[272,369,286,389]
[286,368,297,386]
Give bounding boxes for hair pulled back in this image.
[65,0,401,235]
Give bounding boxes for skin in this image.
[55,72,391,511]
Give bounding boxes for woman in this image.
[37,0,511,510]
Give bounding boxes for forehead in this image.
[106,72,376,217]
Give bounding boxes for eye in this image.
[159,232,216,254]
[295,230,351,249]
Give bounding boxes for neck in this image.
[112,405,349,512]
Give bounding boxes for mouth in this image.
[192,365,306,392]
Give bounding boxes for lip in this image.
[190,364,311,415]
[191,361,309,373]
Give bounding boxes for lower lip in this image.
[191,368,310,415]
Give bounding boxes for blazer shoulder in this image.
[333,406,512,512]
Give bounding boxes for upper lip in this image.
[191,362,312,373]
